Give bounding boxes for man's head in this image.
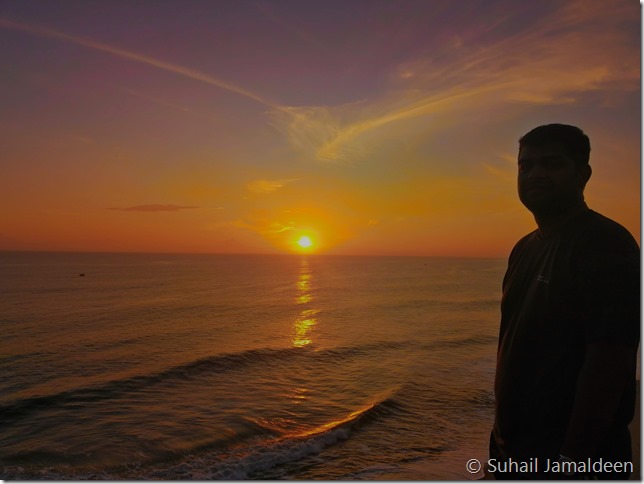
[517,124,592,218]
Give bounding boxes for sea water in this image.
[0,252,505,479]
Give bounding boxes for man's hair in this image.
[519,124,591,167]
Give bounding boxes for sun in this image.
[296,235,313,249]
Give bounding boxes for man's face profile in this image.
[517,144,587,216]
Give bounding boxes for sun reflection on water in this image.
[295,294,311,305]
[292,258,318,348]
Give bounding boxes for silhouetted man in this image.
[489,124,640,479]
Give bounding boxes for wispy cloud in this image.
[0,17,282,110]
[108,204,199,212]
[1,1,636,174]
[246,178,297,194]
[269,0,638,164]
[233,218,294,235]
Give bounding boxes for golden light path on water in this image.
[293,258,318,348]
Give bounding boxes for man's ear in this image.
[578,164,592,189]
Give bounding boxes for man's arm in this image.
[559,341,637,460]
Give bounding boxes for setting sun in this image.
[296,235,313,249]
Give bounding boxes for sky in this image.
[0,0,640,257]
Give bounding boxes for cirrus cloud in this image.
[108,204,199,212]
[246,178,298,194]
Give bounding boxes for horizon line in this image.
[0,248,506,259]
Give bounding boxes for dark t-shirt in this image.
[492,208,640,462]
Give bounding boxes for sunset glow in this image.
[0,1,639,257]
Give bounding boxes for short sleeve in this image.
[577,222,640,346]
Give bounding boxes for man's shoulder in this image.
[579,210,640,253]
[508,227,543,258]
[513,229,540,249]
[508,210,639,262]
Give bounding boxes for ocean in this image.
[0,251,505,480]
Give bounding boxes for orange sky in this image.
[0,0,640,257]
